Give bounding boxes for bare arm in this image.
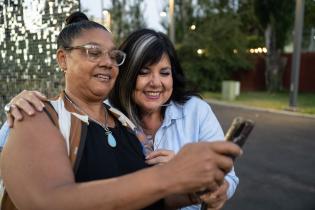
[1,112,171,210]
[1,111,241,210]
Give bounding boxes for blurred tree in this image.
[109,0,146,44]
[160,0,194,43]
[254,0,295,92]
[238,0,264,48]
[109,0,127,44]
[303,0,315,50]
[179,3,251,90]
[128,0,146,33]
[173,0,252,91]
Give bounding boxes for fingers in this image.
[206,142,241,173]
[210,141,242,158]
[11,90,46,113]
[34,91,48,101]
[200,190,227,210]
[145,149,175,165]
[211,180,229,198]
[146,149,174,159]
[13,98,38,115]
[146,156,167,165]
[8,104,23,124]
[5,90,47,127]
[214,169,225,186]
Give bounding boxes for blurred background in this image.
[1,0,315,125]
[0,1,315,209]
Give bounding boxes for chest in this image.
[153,118,200,153]
[75,122,147,182]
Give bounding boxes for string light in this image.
[248,47,268,54]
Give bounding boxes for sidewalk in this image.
[206,98,315,119]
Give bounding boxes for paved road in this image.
[208,103,315,210]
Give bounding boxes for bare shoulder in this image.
[1,111,73,207]
[4,110,64,152]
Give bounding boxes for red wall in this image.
[233,52,315,92]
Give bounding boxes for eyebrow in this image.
[85,42,117,50]
[143,66,172,71]
[161,67,172,71]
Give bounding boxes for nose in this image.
[99,53,114,68]
[149,73,162,86]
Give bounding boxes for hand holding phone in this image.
[200,117,254,210]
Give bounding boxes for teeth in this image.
[97,75,110,80]
[146,92,159,96]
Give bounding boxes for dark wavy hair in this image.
[57,11,108,49]
[109,29,199,126]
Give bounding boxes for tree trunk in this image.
[265,24,287,92]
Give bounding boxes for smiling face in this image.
[133,53,173,114]
[60,28,118,101]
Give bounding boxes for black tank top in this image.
[75,120,164,210]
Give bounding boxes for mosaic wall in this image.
[0,0,80,126]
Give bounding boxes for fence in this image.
[233,52,315,92]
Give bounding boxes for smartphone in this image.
[201,117,255,210]
[224,117,255,148]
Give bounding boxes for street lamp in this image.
[289,0,305,110]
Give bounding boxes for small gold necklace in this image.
[64,92,117,148]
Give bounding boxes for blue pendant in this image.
[107,132,117,148]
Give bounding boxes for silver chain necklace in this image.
[64,92,117,147]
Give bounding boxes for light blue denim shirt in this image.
[153,96,239,210]
[0,121,9,150]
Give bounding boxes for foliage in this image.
[174,1,253,91]
[177,9,253,91]
[254,0,295,50]
[109,0,146,44]
[303,0,315,50]
[238,0,264,48]
[253,0,295,92]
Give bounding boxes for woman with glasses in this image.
[0,12,241,210]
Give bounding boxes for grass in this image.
[202,91,315,115]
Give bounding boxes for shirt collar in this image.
[162,101,185,127]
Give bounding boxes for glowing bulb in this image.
[263,47,267,53]
[197,49,204,55]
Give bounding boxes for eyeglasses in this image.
[64,44,126,66]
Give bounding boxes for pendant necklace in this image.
[64,93,117,148]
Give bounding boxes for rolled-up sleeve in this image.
[196,99,239,199]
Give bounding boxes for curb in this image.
[205,99,315,119]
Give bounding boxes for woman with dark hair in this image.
[1,27,240,209]
[109,29,238,210]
